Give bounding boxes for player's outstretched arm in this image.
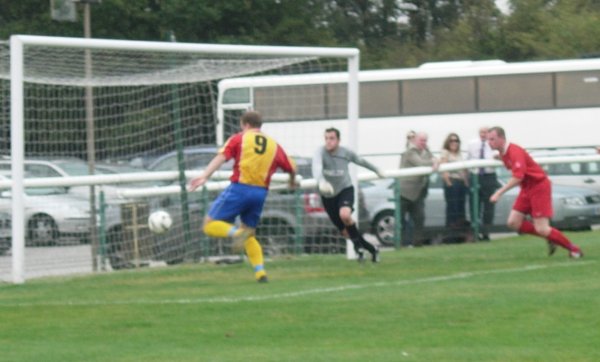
[350,151,385,178]
[288,171,298,189]
[188,153,227,191]
[490,176,521,203]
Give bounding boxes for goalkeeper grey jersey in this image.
[312,146,380,197]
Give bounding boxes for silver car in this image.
[363,168,600,245]
[0,185,92,246]
[0,158,125,200]
[529,148,600,191]
[146,147,348,254]
[0,171,122,247]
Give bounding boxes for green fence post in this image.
[98,190,107,271]
[393,178,402,249]
[199,186,209,259]
[294,188,304,255]
[470,173,481,241]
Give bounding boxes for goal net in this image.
[1,36,359,283]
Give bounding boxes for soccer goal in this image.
[1,35,359,284]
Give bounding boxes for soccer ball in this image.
[318,178,334,197]
[148,210,172,234]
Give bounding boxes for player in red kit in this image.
[487,127,582,258]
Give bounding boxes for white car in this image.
[529,147,600,191]
[0,158,126,200]
[0,186,92,246]
[0,172,122,247]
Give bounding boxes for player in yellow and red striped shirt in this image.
[189,111,296,282]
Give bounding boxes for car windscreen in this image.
[53,161,96,176]
[152,151,237,172]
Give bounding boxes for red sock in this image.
[547,228,578,252]
[518,220,540,236]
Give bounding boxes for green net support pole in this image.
[294,188,304,255]
[470,173,481,241]
[98,190,107,271]
[199,186,210,259]
[393,178,402,249]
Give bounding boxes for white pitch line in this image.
[0,260,594,308]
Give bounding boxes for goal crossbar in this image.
[11,35,359,57]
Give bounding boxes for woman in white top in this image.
[440,133,470,242]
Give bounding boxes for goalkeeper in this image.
[189,111,296,283]
[312,127,383,262]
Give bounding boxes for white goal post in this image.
[6,35,360,284]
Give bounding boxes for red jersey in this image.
[501,143,547,188]
[220,128,295,188]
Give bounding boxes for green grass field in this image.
[1,232,598,362]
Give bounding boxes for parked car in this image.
[146,145,314,183]
[363,168,600,245]
[110,145,368,262]
[0,171,122,247]
[95,162,158,188]
[0,157,97,178]
[0,211,11,255]
[143,146,366,258]
[0,158,131,201]
[146,146,232,175]
[0,181,92,246]
[529,147,600,191]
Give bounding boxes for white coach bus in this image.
[217,58,600,169]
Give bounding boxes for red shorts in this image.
[513,178,553,218]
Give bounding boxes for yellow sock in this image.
[203,220,236,238]
[244,236,266,279]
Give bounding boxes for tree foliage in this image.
[1,0,600,68]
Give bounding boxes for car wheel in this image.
[372,210,396,246]
[255,219,295,256]
[27,214,58,247]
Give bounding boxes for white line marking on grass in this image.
[0,260,594,308]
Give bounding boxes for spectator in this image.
[399,132,439,246]
[399,130,417,242]
[440,133,470,242]
[467,127,500,241]
[405,130,416,150]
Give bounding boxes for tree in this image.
[432,0,503,60]
[499,0,600,60]
[1,0,600,68]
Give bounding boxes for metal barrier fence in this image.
[3,154,600,281]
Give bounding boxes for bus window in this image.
[556,71,600,107]
[223,109,245,140]
[222,88,250,104]
[361,81,401,117]
[402,77,476,115]
[326,81,402,118]
[255,84,327,121]
[325,83,346,119]
[478,73,553,111]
